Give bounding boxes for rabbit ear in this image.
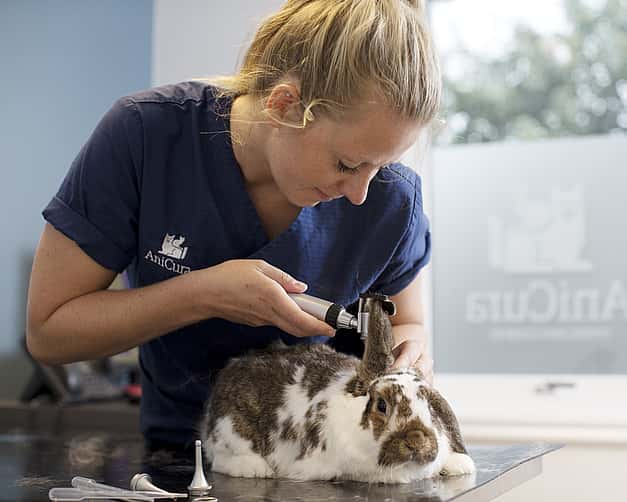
[356,295,396,385]
[420,386,468,455]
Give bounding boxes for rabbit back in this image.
[200,344,363,479]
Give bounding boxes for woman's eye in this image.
[377,398,387,414]
[337,161,359,174]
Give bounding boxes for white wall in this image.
[0,0,152,399]
[487,442,626,502]
[152,0,284,86]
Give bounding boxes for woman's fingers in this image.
[415,353,434,384]
[256,261,308,293]
[391,339,422,369]
[270,290,336,337]
[391,339,434,384]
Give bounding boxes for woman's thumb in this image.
[260,263,308,292]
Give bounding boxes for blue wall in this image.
[0,1,152,374]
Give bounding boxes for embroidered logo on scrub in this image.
[159,233,189,259]
[144,233,191,275]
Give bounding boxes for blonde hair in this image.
[211,0,441,128]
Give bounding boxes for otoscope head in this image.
[357,293,396,339]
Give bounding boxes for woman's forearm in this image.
[392,322,428,350]
[27,270,212,365]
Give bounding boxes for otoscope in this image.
[289,293,389,339]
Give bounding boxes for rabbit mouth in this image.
[378,443,439,467]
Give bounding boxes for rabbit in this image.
[199,293,475,483]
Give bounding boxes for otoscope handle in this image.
[289,293,358,331]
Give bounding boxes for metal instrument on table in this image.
[49,437,216,502]
[49,477,187,501]
[188,440,213,498]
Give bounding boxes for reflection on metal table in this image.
[1,428,560,502]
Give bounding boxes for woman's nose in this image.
[340,170,376,205]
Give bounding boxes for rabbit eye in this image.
[376,398,387,414]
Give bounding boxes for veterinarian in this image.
[26,0,439,451]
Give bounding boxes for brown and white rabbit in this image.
[199,293,475,483]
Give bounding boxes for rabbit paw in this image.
[212,454,273,478]
[440,452,476,476]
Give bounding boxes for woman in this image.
[27,0,439,450]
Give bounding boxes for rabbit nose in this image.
[378,421,438,466]
[404,430,438,463]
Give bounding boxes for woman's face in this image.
[264,102,423,207]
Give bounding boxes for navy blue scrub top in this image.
[43,81,431,447]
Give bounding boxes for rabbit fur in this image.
[199,294,475,483]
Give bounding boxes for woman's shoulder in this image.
[368,162,424,214]
[105,82,229,135]
[328,162,425,242]
[121,80,220,106]
[378,162,422,189]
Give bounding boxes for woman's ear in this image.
[264,83,303,127]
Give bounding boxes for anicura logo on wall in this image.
[465,185,627,328]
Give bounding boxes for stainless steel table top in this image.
[2,429,560,501]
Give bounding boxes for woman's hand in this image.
[197,259,336,338]
[391,338,434,385]
[387,275,433,384]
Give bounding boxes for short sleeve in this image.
[43,97,143,272]
[371,194,432,297]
